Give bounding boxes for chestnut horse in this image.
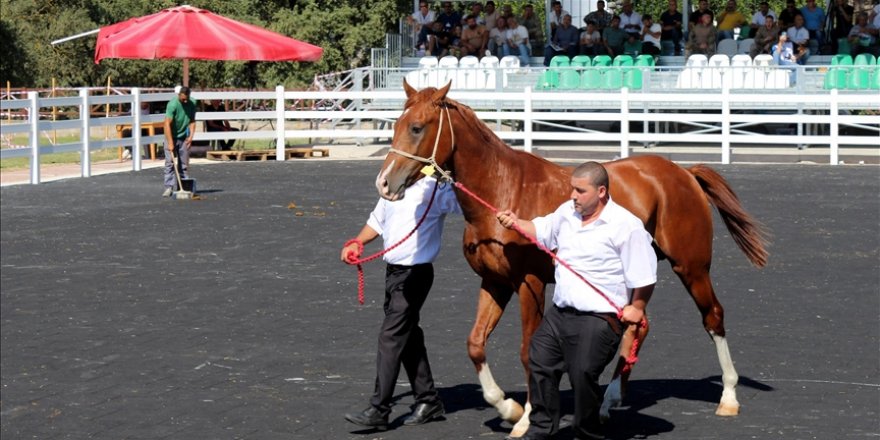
[376,82,768,436]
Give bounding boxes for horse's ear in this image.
[431,81,452,103]
[403,79,417,98]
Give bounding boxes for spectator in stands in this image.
[489,16,508,56]
[505,16,532,66]
[409,2,436,50]
[872,1,880,29]
[800,0,826,50]
[686,12,717,57]
[427,21,453,57]
[469,3,485,26]
[787,14,811,63]
[641,15,663,57]
[778,0,803,31]
[461,15,489,57]
[544,14,579,65]
[484,1,499,33]
[204,100,239,150]
[501,4,514,19]
[772,31,805,83]
[716,0,748,41]
[829,0,854,54]
[750,2,777,38]
[522,4,545,53]
[619,1,643,40]
[585,0,614,31]
[438,1,462,32]
[603,15,628,57]
[689,0,714,34]
[549,1,570,39]
[848,12,880,57]
[580,20,602,56]
[450,25,464,58]
[660,0,684,55]
[750,15,780,58]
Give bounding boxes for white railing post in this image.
[275,85,285,161]
[28,91,39,184]
[132,88,142,171]
[80,88,91,177]
[830,89,839,165]
[620,87,629,158]
[721,86,731,164]
[524,87,533,153]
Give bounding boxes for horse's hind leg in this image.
[468,281,523,423]
[600,317,650,421]
[675,265,740,416]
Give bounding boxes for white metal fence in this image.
[1,86,878,184]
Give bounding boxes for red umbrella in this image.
[94,5,322,86]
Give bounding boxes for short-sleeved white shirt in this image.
[412,10,436,26]
[619,11,643,33]
[531,198,657,313]
[506,25,530,46]
[367,177,461,265]
[751,10,778,27]
[786,25,810,44]
[643,22,662,48]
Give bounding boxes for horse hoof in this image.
[715,402,740,416]
[499,398,524,423]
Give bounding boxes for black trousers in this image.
[370,263,438,415]
[526,305,622,440]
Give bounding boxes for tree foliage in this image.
[0,0,409,89]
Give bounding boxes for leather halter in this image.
[387,103,455,182]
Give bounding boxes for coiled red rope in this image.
[453,181,646,372]
[343,180,440,304]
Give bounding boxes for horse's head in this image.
[376,80,454,201]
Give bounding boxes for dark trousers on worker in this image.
[525,305,622,440]
[370,263,439,416]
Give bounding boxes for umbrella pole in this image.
[183,59,190,87]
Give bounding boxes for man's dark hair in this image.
[572,162,609,190]
[179,86,191,96]
[643,14,653,21]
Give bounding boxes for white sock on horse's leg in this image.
[478,363,524,422]
[713,333,740,416]
[509,402,532,437]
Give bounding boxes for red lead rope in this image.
[343,180,440,304]
[453,181,646,372]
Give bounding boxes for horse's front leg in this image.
[601,316,650,422]
[508,274,546,438]
[467,281,523,423]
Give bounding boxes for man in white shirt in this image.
[619,0,643,39]
[640,14,663,56]
[548,0,570,38]
[750,1,778,37]
[410,2,436,50]
[484,1,500,33]
[505,15,532,66]
[343,176,461,430]
[497,162,657,440]
[786,14,811,62]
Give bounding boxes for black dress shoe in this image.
[402,401,445,426]
[344,406,388,430]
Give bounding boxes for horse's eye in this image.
[411,125,424,135]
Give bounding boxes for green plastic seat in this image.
[559,70,581,89]
[550,55,571,67]
[832,54,853,66]
[625,67,645,90]
[570,55,591,67]
[635,54,656,67]
[603,67,624,89]
[580,67,603,89]
[613,55,634,66]
[849,55,876,89]
[536,70,560,89]
[871,66,880,90]
[592,55,612,67]
[823,66,850,90]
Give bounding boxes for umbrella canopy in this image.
[95,5,322,85]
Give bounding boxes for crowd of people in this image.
[405,0,879,67]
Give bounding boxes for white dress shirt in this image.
[786,25,810,45]
[532,198,657,313]
[367,177,461,265]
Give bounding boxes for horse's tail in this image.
[689,164,770,268]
